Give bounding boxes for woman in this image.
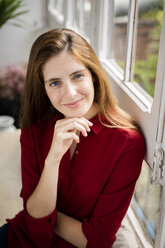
[1,28,145,247]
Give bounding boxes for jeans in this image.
[0,223,8,248]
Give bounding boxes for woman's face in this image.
[43,51,98,119]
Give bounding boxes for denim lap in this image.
[0,223,8,248]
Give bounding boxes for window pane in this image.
[72,0,91,38]
[134,1,163,97]
[107,0,128,69]
[132,161,162,244]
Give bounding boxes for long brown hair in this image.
[20,28,139,130]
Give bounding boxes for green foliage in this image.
[134,55,157,97]
[141,7,163,42]
[0,0,28,28]
[134,4,163,97]
[139,0,163,17]
[116,1,163,97]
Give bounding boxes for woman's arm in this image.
[55,211,87,248]
[26,158,60,218]
[26,117,92,218]
[54,130,145,248]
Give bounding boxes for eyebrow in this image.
[44,69,86,84]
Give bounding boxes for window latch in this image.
[151,148,165,184]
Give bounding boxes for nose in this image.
[64,81,77,98]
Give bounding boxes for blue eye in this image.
[73,74,84,80]
[50,81,60,87]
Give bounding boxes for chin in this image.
[64,109,90,118]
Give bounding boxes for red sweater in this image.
[7,113,145,247]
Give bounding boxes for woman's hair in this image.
[20,28,139,131]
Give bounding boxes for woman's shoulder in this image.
[91,114,144,140]
[114,127,146,157]
[116,126,144,141]
[99,116,146,154]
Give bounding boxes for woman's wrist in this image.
[27,156,60,218]
[45,154,61,167]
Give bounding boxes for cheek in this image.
[46,90,60,105]
[88,81,95,99]
[81,79,94,96]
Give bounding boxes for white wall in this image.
[0,0,48,67]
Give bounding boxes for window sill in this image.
[126,206,153,248]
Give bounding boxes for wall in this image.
[0,0,47,67]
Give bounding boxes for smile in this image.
[63,98,84,108]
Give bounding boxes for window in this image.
[106,0,128,69]
[71,0,92,38]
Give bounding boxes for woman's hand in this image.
[46,117,93,164]
[27,117,93,219]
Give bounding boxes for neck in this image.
[84,103,99,120]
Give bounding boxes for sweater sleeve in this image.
[82,131,145,248]
[15,127,57,247]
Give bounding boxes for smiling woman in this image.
[43,51,97,119]
[0,28,145,248]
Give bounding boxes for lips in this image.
[63,98,84,108]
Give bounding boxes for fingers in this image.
[67,122,88,137]
[56,117,93,138]
[62,132,80,143]
[57,117,93,128]
[49,117,93,160]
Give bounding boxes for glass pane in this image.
[107,0,128,69]
[134,1,163,97]
[132,161,162,244]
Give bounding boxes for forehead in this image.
[42,51,86,78]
